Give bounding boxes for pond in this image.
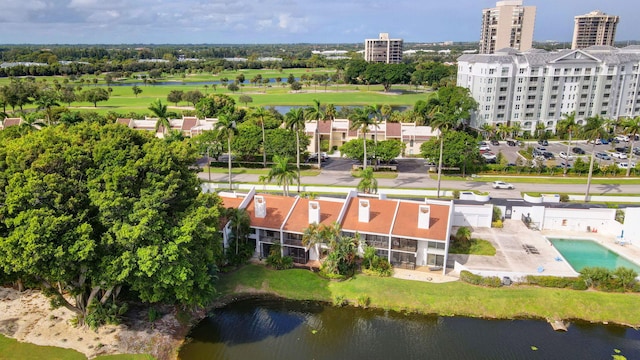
[178,297,640,360]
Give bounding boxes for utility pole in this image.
[206,146,211,184]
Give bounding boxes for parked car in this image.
[538,139,548,146]
[543,152,555,160]
[571,147,585,154]
[595,152,611,160]
[492,181,514,189]
[556,162,572,169]
[611,152,628,159]
[617,162,637,169]
[482,152,497,162]
[559,152,573,160]
[600,138,610,145]
[506,139,517,146]
[615,135,629,142]
[479,145,491,152]
[490,139,500,146]
[615,146,629,153]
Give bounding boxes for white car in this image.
[611,152,628,159]
[615,135,629,142]
[617,162,637,169]
[482,152,497,160]
[478,145,491,152]
[558,152,574,160]
[492,181,514,189]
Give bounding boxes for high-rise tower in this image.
[572,10,619,49]
[479,0,536,54]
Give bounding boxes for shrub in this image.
[456,227,471,242]
[148,307,162,322]
[452,190,460,199]
[333,295,347,307]
[559,194,569,202]
[491,220,503,228]
[481,276,502,287]
[362,245,393,277]
[265,243,294,270]
[492,206,502,222]
[525,275,582,289]
[357,295,371,308]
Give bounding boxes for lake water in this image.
[178,297,640,360]
[549,238,640,273]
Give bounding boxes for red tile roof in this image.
[3,118,22,127]
[283,198,344,233]
[116,118,132,126]
[341,197,398,235]
[246,194,297,230]
[385,122,401,137]
[182,117,198,131]
[391,202,450,241]
[318,120,332,134]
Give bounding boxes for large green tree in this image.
[362,63,412,92]
[195,94,236,119]
[148,99,170,135]
[266,155,299,196]
[81,88,109,107]
[249,107,272,168]
[0,123,224,324]
[349,106,375,169]
[420,131,481,177]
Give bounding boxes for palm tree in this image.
[148,99,170,136]
[266,155,299,196]
[226,208,251,255]
[302,223,325,261]
[305,99,325,170]
[510,122,522,139]
[325,103,337,121]
[285,107,306,193]
[19,113,46,134]
[349,106,374,169]
[250,107,272,168]
[431,112,459,198]
[557,112,579,176]
[580,116,608,201]
[357,167,378,194]
[215,113,238,190]
[622,116,640,177]
[480,123,495,140]
[367,104,383,167]
[35,92,60,125]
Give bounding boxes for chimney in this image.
[309,201,321,224]
[254,195,266,218]
[358,199,370,223]
[418,205,431,229]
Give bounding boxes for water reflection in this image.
[179,297,640,360]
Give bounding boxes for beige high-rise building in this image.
[364,33,403,64]
[572,10,619,50]
[479,0,536,54]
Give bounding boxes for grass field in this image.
[216,264,640,326]
[0,334,154,360]
[448,238,497,256]
[2,68,430,115]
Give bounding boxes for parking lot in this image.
[479,139,638,170]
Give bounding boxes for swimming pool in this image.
[549,238,640,273]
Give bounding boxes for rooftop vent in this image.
[255,195,266,218]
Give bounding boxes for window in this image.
[519,68,525,74]
[548,112,554,117]
[553,76,560,81]
[486,96,492,102]
[526,104,534,109]
[552,86,558,91]
[488,78,494,84]
[582,85,589,90]
[485,105,491,111]
[498,105,505,110]
[518,78,524,83]
[528,87,537,91]
[515,96,522,101]
[527,95,536,100]
[499,96,506,101]
[489,68,495,74]
[500,87,507,92]
[514,113,519,119]
[517,86,522,92]
[487,87,493,93]
[515,104,521,110]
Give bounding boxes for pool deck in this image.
[446,219,640,279]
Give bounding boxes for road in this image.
[199,160,640,198]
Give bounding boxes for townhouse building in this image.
[456,46,640,133]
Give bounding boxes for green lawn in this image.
[3,68,430,116]
[216,264,640,325]
[0,334,154,360]
[448,238,496,256]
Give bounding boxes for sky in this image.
[0,0,638,45]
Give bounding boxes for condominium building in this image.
[572,10,619,50]
[364,33,403,64]
[456,46,640,133]
[479,0,536,54]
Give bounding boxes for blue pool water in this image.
[549,238,640,273]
